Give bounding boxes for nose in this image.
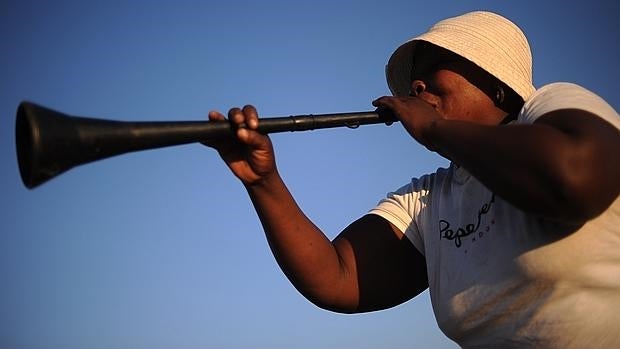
[409,80,426,96]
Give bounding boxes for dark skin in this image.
[206,43,620,313]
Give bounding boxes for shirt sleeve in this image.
[517,82,619,130]
[369,180,429,256]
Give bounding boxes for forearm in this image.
[245,172,355,310]
[427,115,616,221]
[207,106,359,310]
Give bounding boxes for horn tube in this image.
[15,101,396,189]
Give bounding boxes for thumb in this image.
[237,128,271,150]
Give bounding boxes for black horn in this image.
[15,101,396,189]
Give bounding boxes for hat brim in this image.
[385,39,417,97]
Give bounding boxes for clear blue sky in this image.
[1,1,617,348]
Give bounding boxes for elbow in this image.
[534,109,620,223]
[549,148,618,222]
[311,300,359,314]
[553,177,601,223]
[288,275,362,314]
[302,291,361,314]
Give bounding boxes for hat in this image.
[385,11,535,101]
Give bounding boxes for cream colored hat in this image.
[386,11,535,101]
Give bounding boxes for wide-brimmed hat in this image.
[385,11,535,101]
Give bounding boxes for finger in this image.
[242,105,259,129]
[373,96,408,116]
[372,96,399,109]
[228,107,244,125]
[237,127,270,150]
[203,110,231,148]
[372,96,388,107]
[208,110,226,121]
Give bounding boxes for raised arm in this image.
[427,109,620,222]
[205,105,428,313]
[373,96,620,224]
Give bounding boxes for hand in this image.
[204,105,277,186]
[372,96,442,150]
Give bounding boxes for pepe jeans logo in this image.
[439,193,496,249]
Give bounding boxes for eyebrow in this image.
[411,43,463,79]
[410,45,499,99]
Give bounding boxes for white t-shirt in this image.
[370,83,620,348]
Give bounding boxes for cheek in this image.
[441,90,495,122]
[439,94,471,120]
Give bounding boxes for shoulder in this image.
[394,166,453,195]
[374,166,458,219]
[370,167,453,222]
[517,82,619,129]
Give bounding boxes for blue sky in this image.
[1,1,618,348]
